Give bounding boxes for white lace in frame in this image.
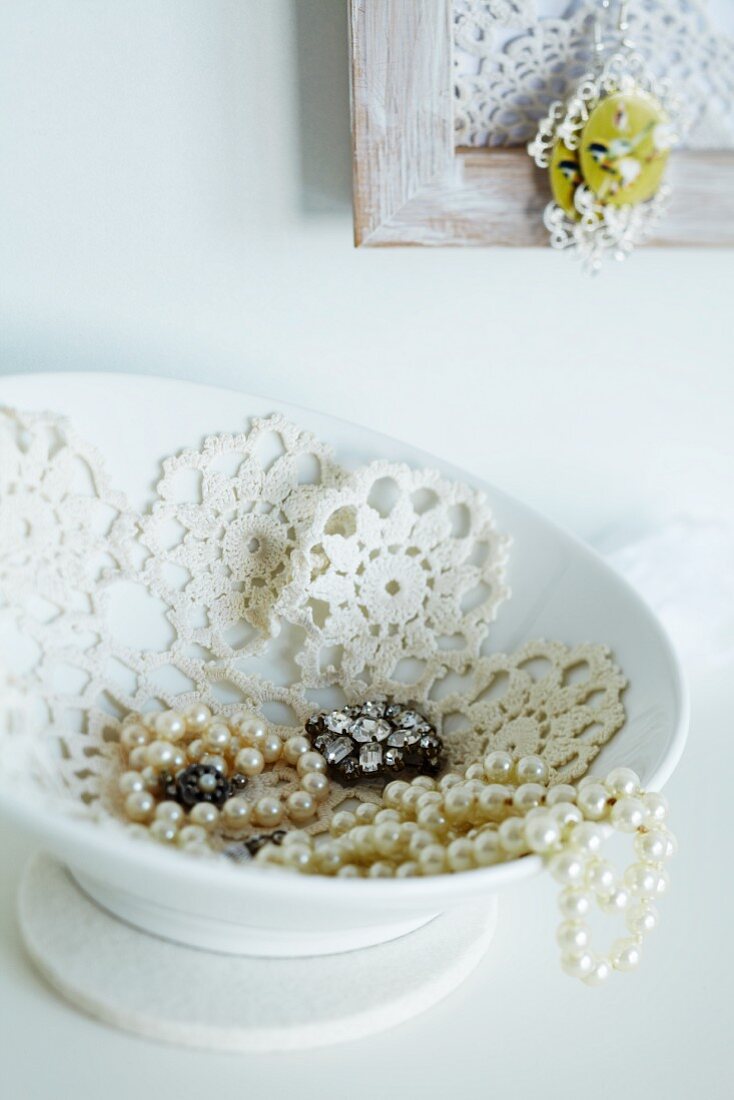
[453,0,734,149]
[0,406,627,841]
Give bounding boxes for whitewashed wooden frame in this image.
[349,0,734,247]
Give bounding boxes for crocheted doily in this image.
[279,463,510,696]
[437,639,627,782]
[454,0,734,149]
[0,406,626,842]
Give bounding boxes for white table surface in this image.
[1,2,733,1092]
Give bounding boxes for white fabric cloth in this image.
[603,518,734,667]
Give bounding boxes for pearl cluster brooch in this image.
[117,705,334,848]
[253,755,675,985]
[304,701,443,782]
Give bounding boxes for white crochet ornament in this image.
[0,406,627,844]
[280,462,510,696]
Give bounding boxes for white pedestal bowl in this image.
[0,373,688,1044]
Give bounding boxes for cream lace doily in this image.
[438,639,627,782]
[454,0,734,148]
[0,406,627,840]
[280,463,510,696]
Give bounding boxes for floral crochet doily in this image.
[0,406,627,841]
[454,0,734,148]
[279,462,510,696]
[437,639,627,782]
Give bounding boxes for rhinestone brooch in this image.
[304,700,442,783]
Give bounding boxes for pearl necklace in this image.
[117,712,674,984]
[254,753,675,985]
[117,705,332,849]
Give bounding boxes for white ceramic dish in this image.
[0,372,688,957]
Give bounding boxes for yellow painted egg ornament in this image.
[527,48,682,267]
[579,91,674,207]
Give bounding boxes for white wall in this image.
[1,0,732,539]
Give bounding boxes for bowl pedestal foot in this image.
[18,854,498,1052]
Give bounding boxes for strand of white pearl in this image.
[551,766,674,985]
[255,755,675,986]
[117,705,332,850]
